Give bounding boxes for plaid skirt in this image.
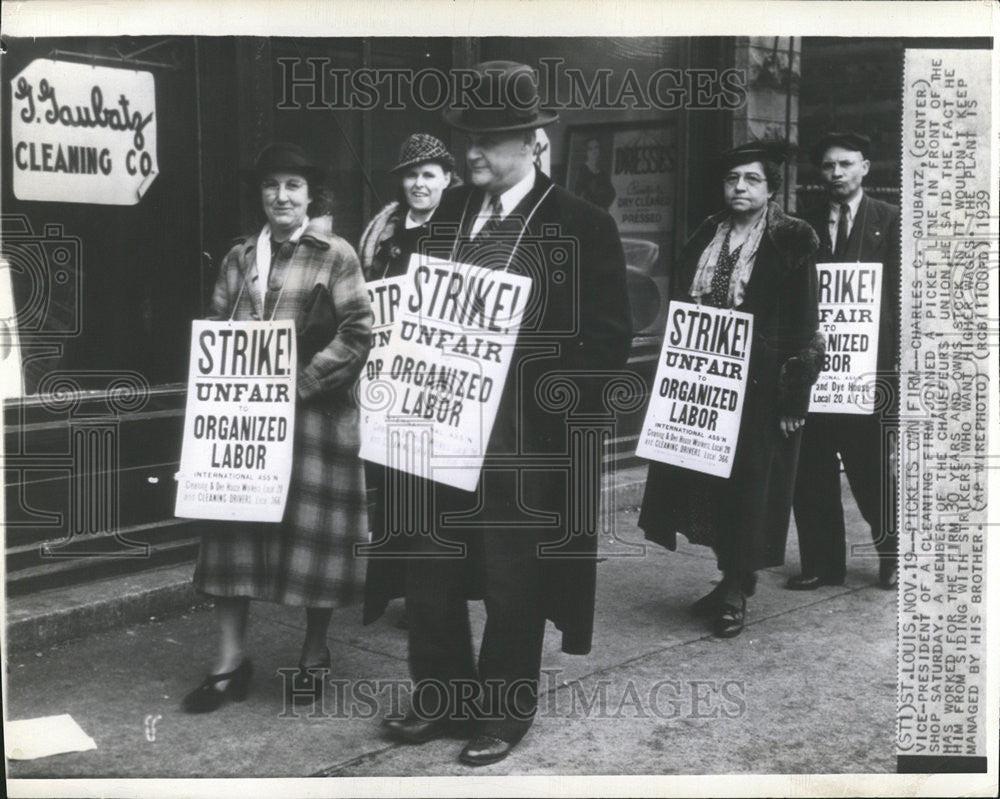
[193,401,369,607]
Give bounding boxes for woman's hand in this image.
[780,416,805,438]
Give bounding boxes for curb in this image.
[6,464,650,653]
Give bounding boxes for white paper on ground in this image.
[5,713,97,760]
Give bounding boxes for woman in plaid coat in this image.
[183,143,374,713]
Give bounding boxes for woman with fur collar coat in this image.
[638,141,823,639]
[358,133,460,280]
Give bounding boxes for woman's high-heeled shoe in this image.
[691,581,728,617]
[287,647,332,704]
[181,658,253,713]
[712,596,747,638]
[693,572,756,617]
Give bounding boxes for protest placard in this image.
[358,274,409,469]
[810,261,883,413]
[174,319,296,521]
[359,254,531,491]
[636,301,753,478]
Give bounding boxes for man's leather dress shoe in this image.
[785,574,843,591]
[459,734,514,766]
[382,715,449,744]
[382,714,469,744]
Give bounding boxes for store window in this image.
[2,36,211,395]
[269,37,456,249]
[477,37,686,339]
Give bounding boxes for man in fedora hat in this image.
[789,131,900,592]
[364,60,632,765]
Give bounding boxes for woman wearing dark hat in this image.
[182,142,373,712]
[357,133,459,631]
[638,139,824,638]
[358,133,459,280]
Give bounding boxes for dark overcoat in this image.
[638,202,822,571]
[362,169,633,654]
[806,193,901,375]
[193,217,374,607]
[790,192,901,576]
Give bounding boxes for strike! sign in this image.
[359,255,531,492]
[810,262,882,413]
[358,274,409,469]
[636,302,753,478]
[10,59,158,205]
[175,320,296,522]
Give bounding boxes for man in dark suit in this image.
[369,60,632,765]
[788,131,900,591]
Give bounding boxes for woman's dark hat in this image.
[810,131,871,165]
[718,138,792,171]
[391,133,455,174]
[443,60,559,133]
[250,142,325,183]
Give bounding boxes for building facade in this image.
[3,34,897,595]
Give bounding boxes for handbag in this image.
[297,283,339,364]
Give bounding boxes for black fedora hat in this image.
[810,131,871,165]
[443,60,558,133]
[718,138,792,172]
[249,142,325,183]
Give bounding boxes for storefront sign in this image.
[175,320,296,522]
[609,124,676,234]
[9,58,158,205]
[567,121,676,237]
[636,302,753,478]
[359,255,531,491]
[810,262,882,413]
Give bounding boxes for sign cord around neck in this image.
[229,270,250,321]
[450,192,477,263]
[450,183,555,273]
[266,247,296,321]
[503,184,554,273]
[229,240,296,322]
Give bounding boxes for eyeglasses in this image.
[261,178,308,194]
[724,173,766,187]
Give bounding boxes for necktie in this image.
[477,194,503,238]
[834,202,850,259]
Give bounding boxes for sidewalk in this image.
[4,475,896,778]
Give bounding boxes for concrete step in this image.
[5,563,212,654]
[6,534,200,596]
[5,464,651,653]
